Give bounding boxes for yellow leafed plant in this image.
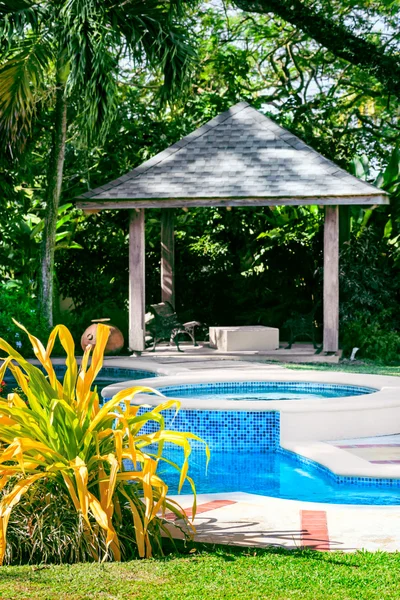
[0,322,209,564]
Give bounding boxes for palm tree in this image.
[0,0,194,327]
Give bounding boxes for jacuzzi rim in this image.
[103,379,396,414]
[156,380,378,397]
[101,368,400,414]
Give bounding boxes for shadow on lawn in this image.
[162,527,363,570]
[162,540,371,570]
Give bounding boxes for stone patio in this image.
[137,341,342,364]
[167,492,400,553]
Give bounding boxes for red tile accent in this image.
[301,510,330,551]
[164,499,237,521]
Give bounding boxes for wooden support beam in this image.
[77,193,389,211]
[129,209,145,354]
[161,209,175,308]
[323,206,339,353]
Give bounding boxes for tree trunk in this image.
[38,70,68,329]
[234,0,400,99]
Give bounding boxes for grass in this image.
[282,359,400,377]
[0,546,399,600]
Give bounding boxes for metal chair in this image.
[146,302,201,352]
[284,302,322,351]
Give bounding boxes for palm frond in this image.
[0,0,43,40]
[105,1,197,100]
[62,0,120,141]
[0,33,53,147]
[150,20,196,102]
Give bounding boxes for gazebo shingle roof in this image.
[77,102,389,208]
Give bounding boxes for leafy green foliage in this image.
[5,479,100,565]
[1,1,400,360]
[0,0,197,147]
[342,320,400,364]
[340,229,400,363]
[0,33,52,146]
[0,288,48,355]
[0,200,83,295]
[233,0,400,99]
[0,0,198,328]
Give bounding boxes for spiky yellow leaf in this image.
[0,472,47,565]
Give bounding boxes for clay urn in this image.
[81,318,124,355]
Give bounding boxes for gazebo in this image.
[77,102,389,355]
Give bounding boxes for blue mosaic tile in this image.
[139,407,280,452]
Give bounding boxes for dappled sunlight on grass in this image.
[283,361,400,377]
[0,546,399,599]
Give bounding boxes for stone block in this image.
[209,326,279,352]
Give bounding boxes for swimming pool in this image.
[3,365,156,395]
[104,373,400,503]
[128,380,382,455]
[124,378,400,502]
[158,447,400,506]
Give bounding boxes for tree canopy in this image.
[0,0,195,327]
[234,0,400,98]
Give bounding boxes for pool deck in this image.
[166,492,400,553]
[127,341,342,363]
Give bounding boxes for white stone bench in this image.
[209,326,279,352]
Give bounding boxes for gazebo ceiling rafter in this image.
[75,102,389,355]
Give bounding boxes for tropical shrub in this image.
[341,317,400,365]
[0,287,48,356]
[340,229,400,363]
[0,322,208,564]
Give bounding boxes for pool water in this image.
[158,381,375,402]
[3,366,155,396]
[158,448,400,506]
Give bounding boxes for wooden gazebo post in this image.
[77,102,389,357]
[129,209,146,354]
[323,206,339,352]
[161,208,175,308]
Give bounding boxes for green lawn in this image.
[283,360,400,377]
[0,546,399,600]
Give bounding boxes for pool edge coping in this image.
[101,369,400,414]
[281,440,400,481]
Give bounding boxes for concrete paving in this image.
[167,492,400,553]
[332,434,400,465]
[130,341,341,364]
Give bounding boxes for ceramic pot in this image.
[81,318,124,355]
